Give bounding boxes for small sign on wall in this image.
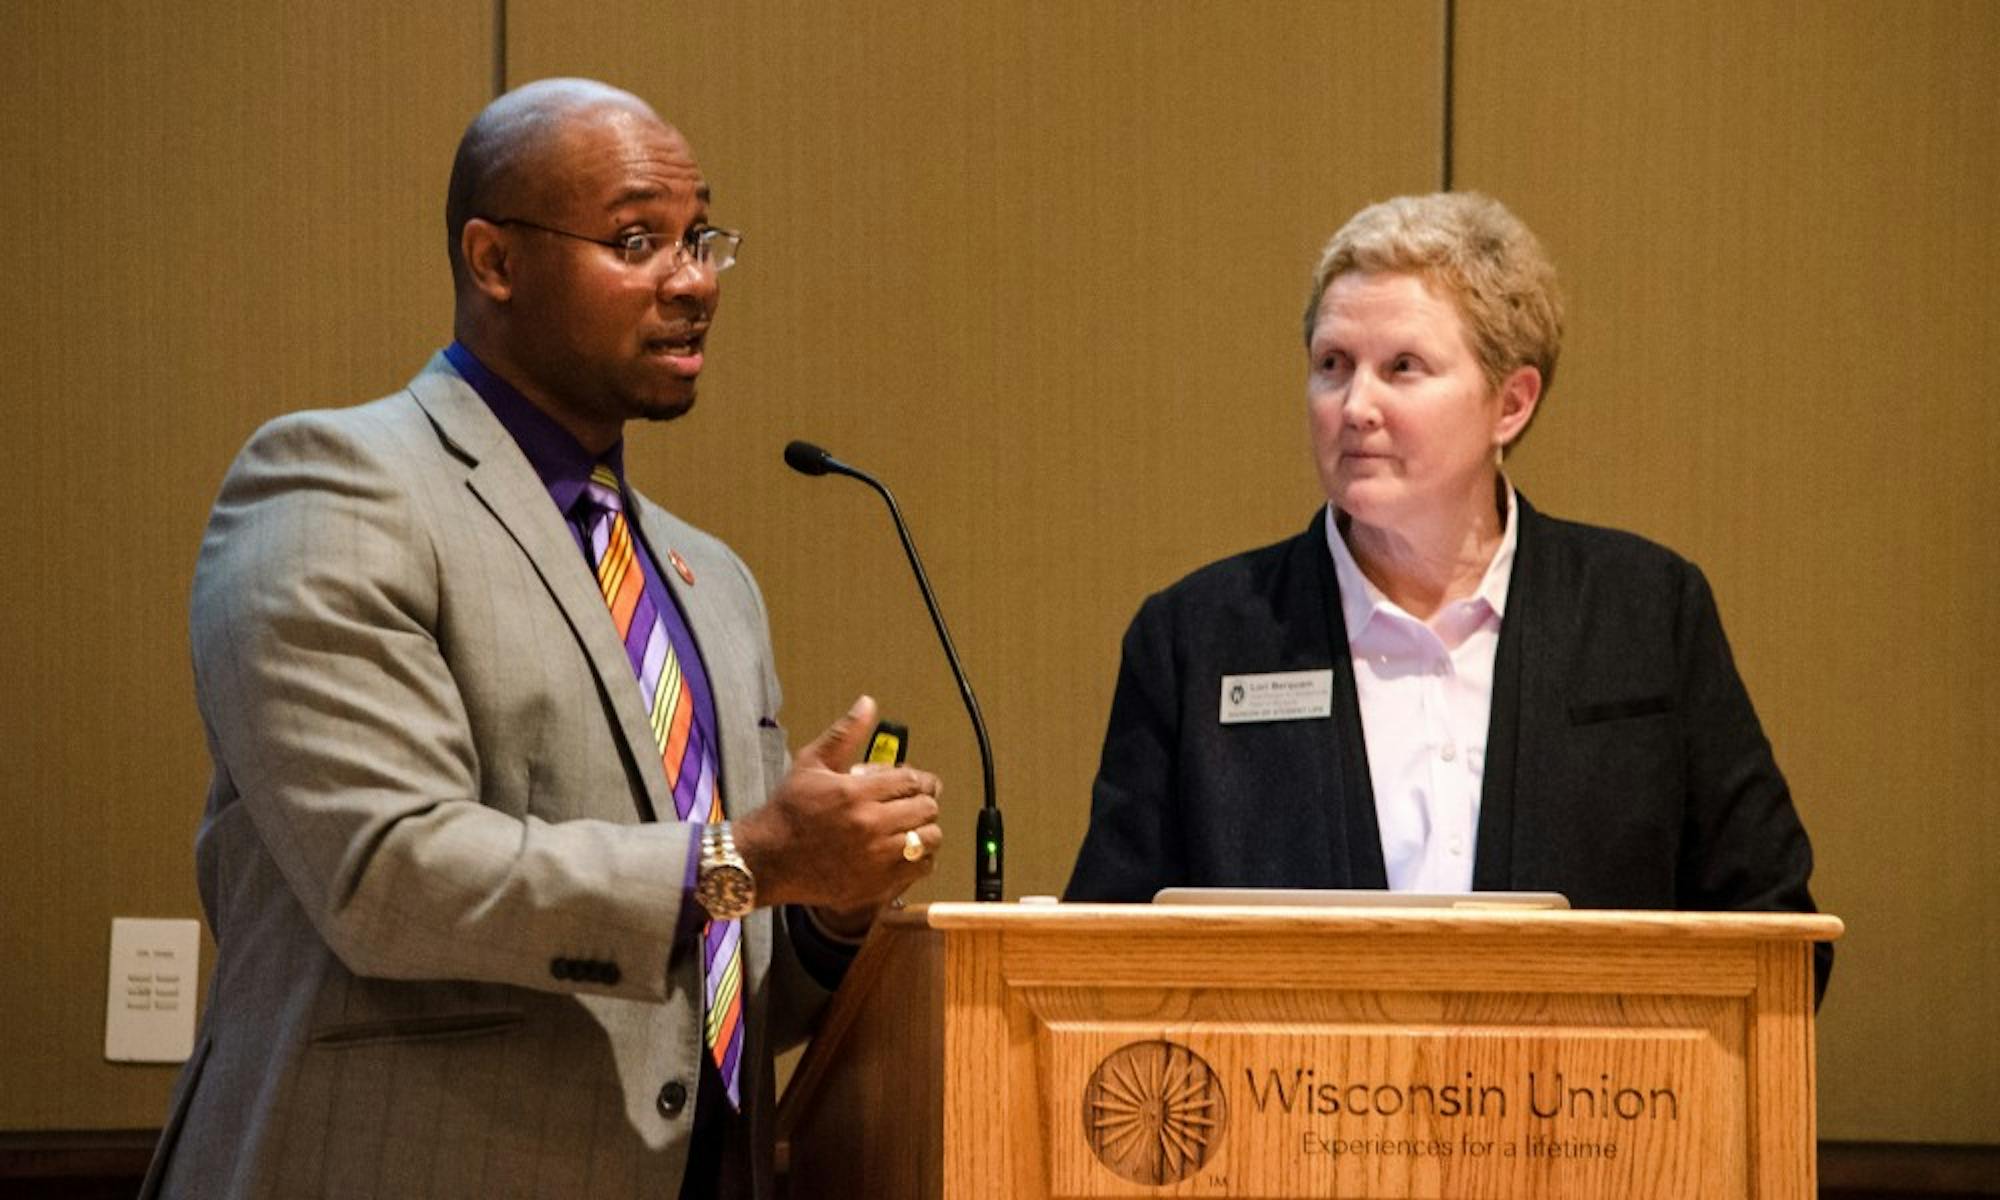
[104,917,199,1063]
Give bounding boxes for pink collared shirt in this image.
[1324,486,1518,892]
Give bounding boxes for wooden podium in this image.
[776,902,1841,1199]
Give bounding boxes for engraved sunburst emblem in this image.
[1083,1040,1228,1185]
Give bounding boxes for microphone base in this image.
[974,808,1004,902]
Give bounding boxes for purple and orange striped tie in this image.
[580,465,744,1109]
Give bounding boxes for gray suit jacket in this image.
[145,356,828,1198]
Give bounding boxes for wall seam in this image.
[1441,0,1455,190]
[492,0,508,96]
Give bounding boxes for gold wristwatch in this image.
[695,822,755,920]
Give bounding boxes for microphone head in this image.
[783,440,835,476]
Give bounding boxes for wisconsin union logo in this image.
[1083,1040,1228,1185]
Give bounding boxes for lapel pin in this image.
[669,549,695,585]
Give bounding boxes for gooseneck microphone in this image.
[782,440,1003,902]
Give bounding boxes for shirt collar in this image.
[1324,480,1519,645]
[443,340,625,514]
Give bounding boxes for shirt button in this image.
[1440,742,1457,762]
[1449,836,1466,856]
[657,1080,689,1118]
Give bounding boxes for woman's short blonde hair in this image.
[1303,192,1564,399]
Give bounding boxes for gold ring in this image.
[902,829,926,862]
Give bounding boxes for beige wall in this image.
[0,0,487,1129]
[1,0,1991,1145]
[1453,0,2000,1142]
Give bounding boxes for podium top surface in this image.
[888,901,1843,942]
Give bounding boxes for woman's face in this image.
[1305,271,1536,535]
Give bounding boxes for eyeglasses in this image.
[481,216,742,273]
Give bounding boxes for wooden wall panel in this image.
[19,0,1978,1157]
[1453,0,1999,1144]
[0,1,489,1129]
[505,0,1445,906]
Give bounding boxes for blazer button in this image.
[657,1080,689,1118]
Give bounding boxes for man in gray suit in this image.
[144,78,942,1199]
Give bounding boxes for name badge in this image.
[1219,670,1334,724]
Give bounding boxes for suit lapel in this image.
[406,358,674,823]
[1308,516,1390,888]
[1473,494,1535,890]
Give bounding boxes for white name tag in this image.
[1218,670,1334,724]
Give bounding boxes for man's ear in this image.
[1494,365,1543,449]
[460,218,514,303]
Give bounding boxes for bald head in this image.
[445,78,665,290]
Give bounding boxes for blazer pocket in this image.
[1568,694,1675,725]
[310,1010,525,1048]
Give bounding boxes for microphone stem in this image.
[834,465,1003,901]
[852,473,997,816]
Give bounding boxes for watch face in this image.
[700,864,755,920]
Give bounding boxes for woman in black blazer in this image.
[1065,193,1826,996]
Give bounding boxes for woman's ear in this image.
[1494,365,1543,448]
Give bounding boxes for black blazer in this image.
[1065,496,1828,992]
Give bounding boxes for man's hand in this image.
[732,696,943,915]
